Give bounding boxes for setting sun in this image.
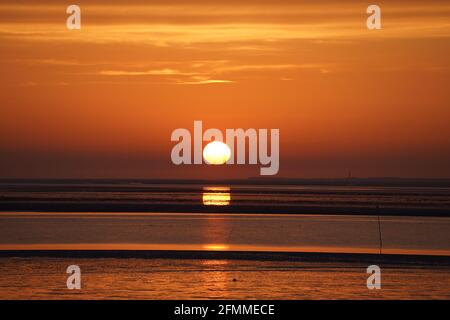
[202,141,231,165]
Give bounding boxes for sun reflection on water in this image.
[203,244,230,251]
[202,186,231,206]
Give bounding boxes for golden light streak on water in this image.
[202,186,231,206]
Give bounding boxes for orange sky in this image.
[0,0,449,179]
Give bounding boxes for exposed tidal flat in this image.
[1,181,449,299]
[1,211,449,300]
[1,256,449,299]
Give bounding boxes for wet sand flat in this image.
[1,212,449,256]
[0,257,449,299]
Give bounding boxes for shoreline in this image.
[2,177,450,187]
[1,202,449,216]
[2,250,450,265]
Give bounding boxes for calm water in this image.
[1,257,449,299]
[1,183,449,213]
[1,213,450,255]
